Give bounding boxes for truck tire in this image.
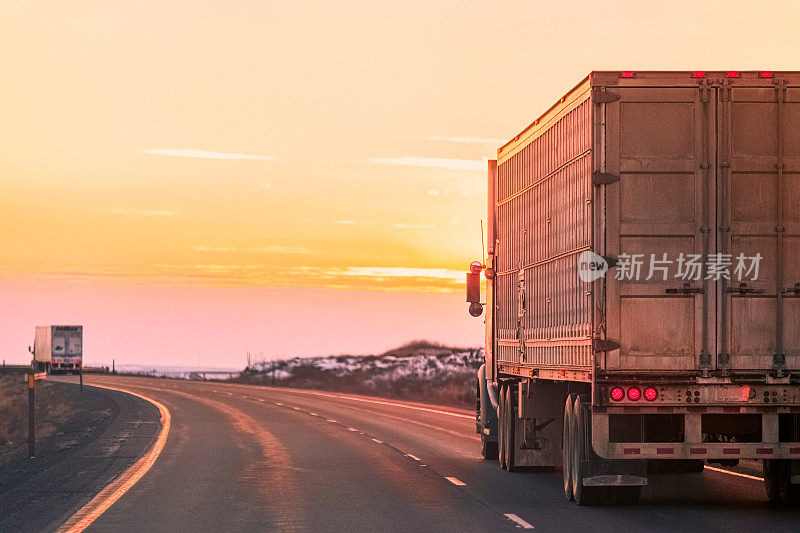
[571,395,600,505]
[504,383,518,472]
[498,384,507,470]
[571,396,641,506]
[563,393,576,501]
[763,459,799,506]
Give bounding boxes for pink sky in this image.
[0,280,480,367]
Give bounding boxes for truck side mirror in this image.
[467,271,483,317]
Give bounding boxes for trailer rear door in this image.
[721,80,800,372]
[602,83,716,371]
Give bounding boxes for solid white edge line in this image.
[704,465,764,481]
[504,513,534,529]
[58,385,171,533]
[445,476,466,486]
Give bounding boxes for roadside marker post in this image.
[27,371,46,459]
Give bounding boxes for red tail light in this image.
[620,71,635,78]
[692,71,705,78]
[644,387,658,401]
[760,71,774,78]
[627,387,642,401]
[51,360,57,364]
[727,71,740,78]
[610,387,625,401]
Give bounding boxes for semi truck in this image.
[30,325,83,374]
[468,71,800,505]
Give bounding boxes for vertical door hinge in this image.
[592,338,620,353]
[592,171,620,186]
[773,352,786,377]
[592,87,620,104]
[699,351,712,378]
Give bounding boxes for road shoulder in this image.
[0,381,161,532]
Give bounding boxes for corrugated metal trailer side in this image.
[493,77,595,382]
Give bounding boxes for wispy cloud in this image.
[244,246,319,255]
[340,267,462,283]
[392,223,434,229]
[335,220,372,225]
[188,245,319,255]
[110,208,177,217]
[423,135,503,145]
[368,156,484,171]
[190,246,237,252]
[141,149,276,161]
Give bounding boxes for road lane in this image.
[64,376,800,532]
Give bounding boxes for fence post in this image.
[28,374,35,459]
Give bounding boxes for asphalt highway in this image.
[56,375,800,532]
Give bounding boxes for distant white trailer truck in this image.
[31,325,83,374]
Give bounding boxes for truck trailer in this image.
[468,71,800,505]
[31,325,83,374]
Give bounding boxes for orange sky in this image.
[3,1,800,365]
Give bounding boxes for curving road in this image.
[57,375,799,532]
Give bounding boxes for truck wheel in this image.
[764,459,799,505]
[498,384,507,470]
[563,393,576,500]
[572,395,603,506]
[504,383,517,472]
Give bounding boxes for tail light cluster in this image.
[609,386,658,402]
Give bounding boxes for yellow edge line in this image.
[57,385,171,533]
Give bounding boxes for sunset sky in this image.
[3,1,800,367]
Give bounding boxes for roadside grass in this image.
[0,371,84,462]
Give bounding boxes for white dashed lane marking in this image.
[347,427,359,432]
[445,477,466,486]
[371,438,383,444]
[504,513,534,529]
[405,454,422,461]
